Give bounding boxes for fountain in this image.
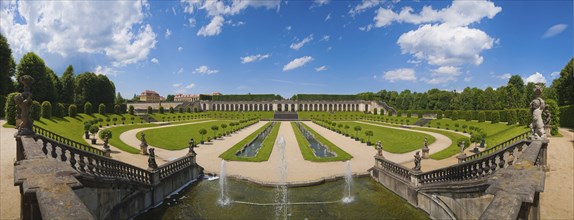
[275,136,289,219]
[218,160,230,206]
[342,160,354,203]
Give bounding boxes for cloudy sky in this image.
[1,0,572,98]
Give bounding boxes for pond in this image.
[294,122,337,158]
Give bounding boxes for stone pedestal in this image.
[422,147,430,159]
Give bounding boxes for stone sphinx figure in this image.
[530,85,547,139]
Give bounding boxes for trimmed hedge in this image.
[114,104,121,114]
[4,92,18,125]
[55,103,65,117]
[31,101,41,120]
[98,103,106,115]
[129,105,135,115]
[84,102,92,115]
[560,105,574,128]
[41,101,52,118]
[68,104,77,117]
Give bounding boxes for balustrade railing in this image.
[158,155,195,180]
[34,135,153,185]
[374,156,411,182]
[463,131,529,162]
[33,125,106,156]
[417,140,527,185]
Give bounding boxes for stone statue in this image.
[422,138,430,159]
[140,132,149,155]
[148,148,158,170]
[188,138,196,156]
[424,137,428,147]
[14,75,35,136]
[376,140,383,156]
[413,151,421,171]
[530,85,547,139]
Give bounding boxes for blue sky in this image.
[1,0,572,99]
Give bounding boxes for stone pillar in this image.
[140,132,149,155]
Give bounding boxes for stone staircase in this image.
[413,118,432,127]
[273,111,299,120]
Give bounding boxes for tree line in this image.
[1,33,120,120]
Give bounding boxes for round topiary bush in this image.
[169,107,174,113]
[68,104,77,117]
[55,103,65,117]
[99,129,112,139]
[98,103,106,115]
[84,102,93,115]
[4,92,18,125]
[31,101,41,120]
[129,105,135,115]
[41,101,52,118]
[147,106,153,114]
[159,106,164,114]
[114,104,121,114]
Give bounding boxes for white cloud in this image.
[182,0,280,36]
[543,24,568,38]
[315,65,328,72]
[464,76,472,82]
[496,73,512,80]
[94,66,118,76]
[283,56,313,71]
[550,71,560,78]
[197,15,225,37]
[373,0,501,27]
[193,65,219,74]
[241,54,271,64]
[312,0,330,8]
[320,35,330,42]
[151,58,159,64]
[165,29,172,39]
[397,24,495,66]
[188,18,196,27]
[290,34,313,50]
[325,13,331,21]
[525,72,547,84]
[286,26,292,31]
[185,83,196,89]
[383,68,416,82]
[424,66,461,84]
[178,46,183,51]
[350,0,383,16]
[172,83,182,87]
[1,0,157,67]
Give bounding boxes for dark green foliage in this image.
[186,107,191,113]
[179,107,183,113]
[491,111,500,123]
[98,103,106,115]
[55,103,65,117]
[84,102,92,114]
[4,92,18,125]
[444,110,452,119]
[68,104,77,117]
[31,101,41,120]
[99,129,112,139]
[147,106,153,114]
[478,111,486,122]
[436,110,443,119]
[546,99,560,135]
[194,107,198,113]
[499,110,508,123]
[397,111,402,117]
[406,110,411,117]
[41,101,52,118]
[211,94,283,101]
[16,52,56,102]
[451,111,459,120]
[457,137,471,149]
[89,124,99,136]
[128,105,135,115]
[465,111,472,121]
[472,111,479,121]
[517,109,529,126]
[552,58,573,106]
[159,106,164,114]
[60,65,75,103]
[0,34,16,118]
[74,72,115,107]
[169,107,174,113]
[559,105,574,128]
[507,109,517,125]
[114,104,120,114]
[292,94,359,101]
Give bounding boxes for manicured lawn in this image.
[427,119,529,148]
[326,121,436,154]
[105,123,159,154]
[219,122,280,162]
[149,112,210,122]
[362,115,419,125]
[136,120,242,150]
[297,111,366,120]
[412,127,468,160]
[292,122,353,162]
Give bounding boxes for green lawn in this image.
[292,122,353,162]
[411,127,468,160]
[219,122,280,162]
[297,111,366,120]
[136,120,245,150]
[148,112,210,122]
[105,123,159,154]
[427,119,529,148]
[362,115,419,125]
[322,121,436,154]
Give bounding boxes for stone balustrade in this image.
[33,125,107,156]
[463,131,530,162]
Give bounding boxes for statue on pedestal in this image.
[376,140,383,157]
[188,138,196,156]
[413,151,421,171]
[140,132,149,155]
[148,148,158,170]
[422,137,430,159]
[530,85,547,139]
[15,75,35,136]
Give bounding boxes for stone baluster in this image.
[42,139,48,155]
[50,142,58,159]
[87,157,95,174]
[78,154,86,173]
[483,159,491,176]
[60,146,67,162]
[498,153,506,168]
[69,151,77,169]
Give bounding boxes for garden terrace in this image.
[291,122,352,162]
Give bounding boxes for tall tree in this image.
[552,58,574,106]
[74,72,99,105]
[115,92,125,104]
[60,65,75,103]
[16,52,56,102]
[0,33,16,117]
[45,67,60,103]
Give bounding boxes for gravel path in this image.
[0,120,19,220]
